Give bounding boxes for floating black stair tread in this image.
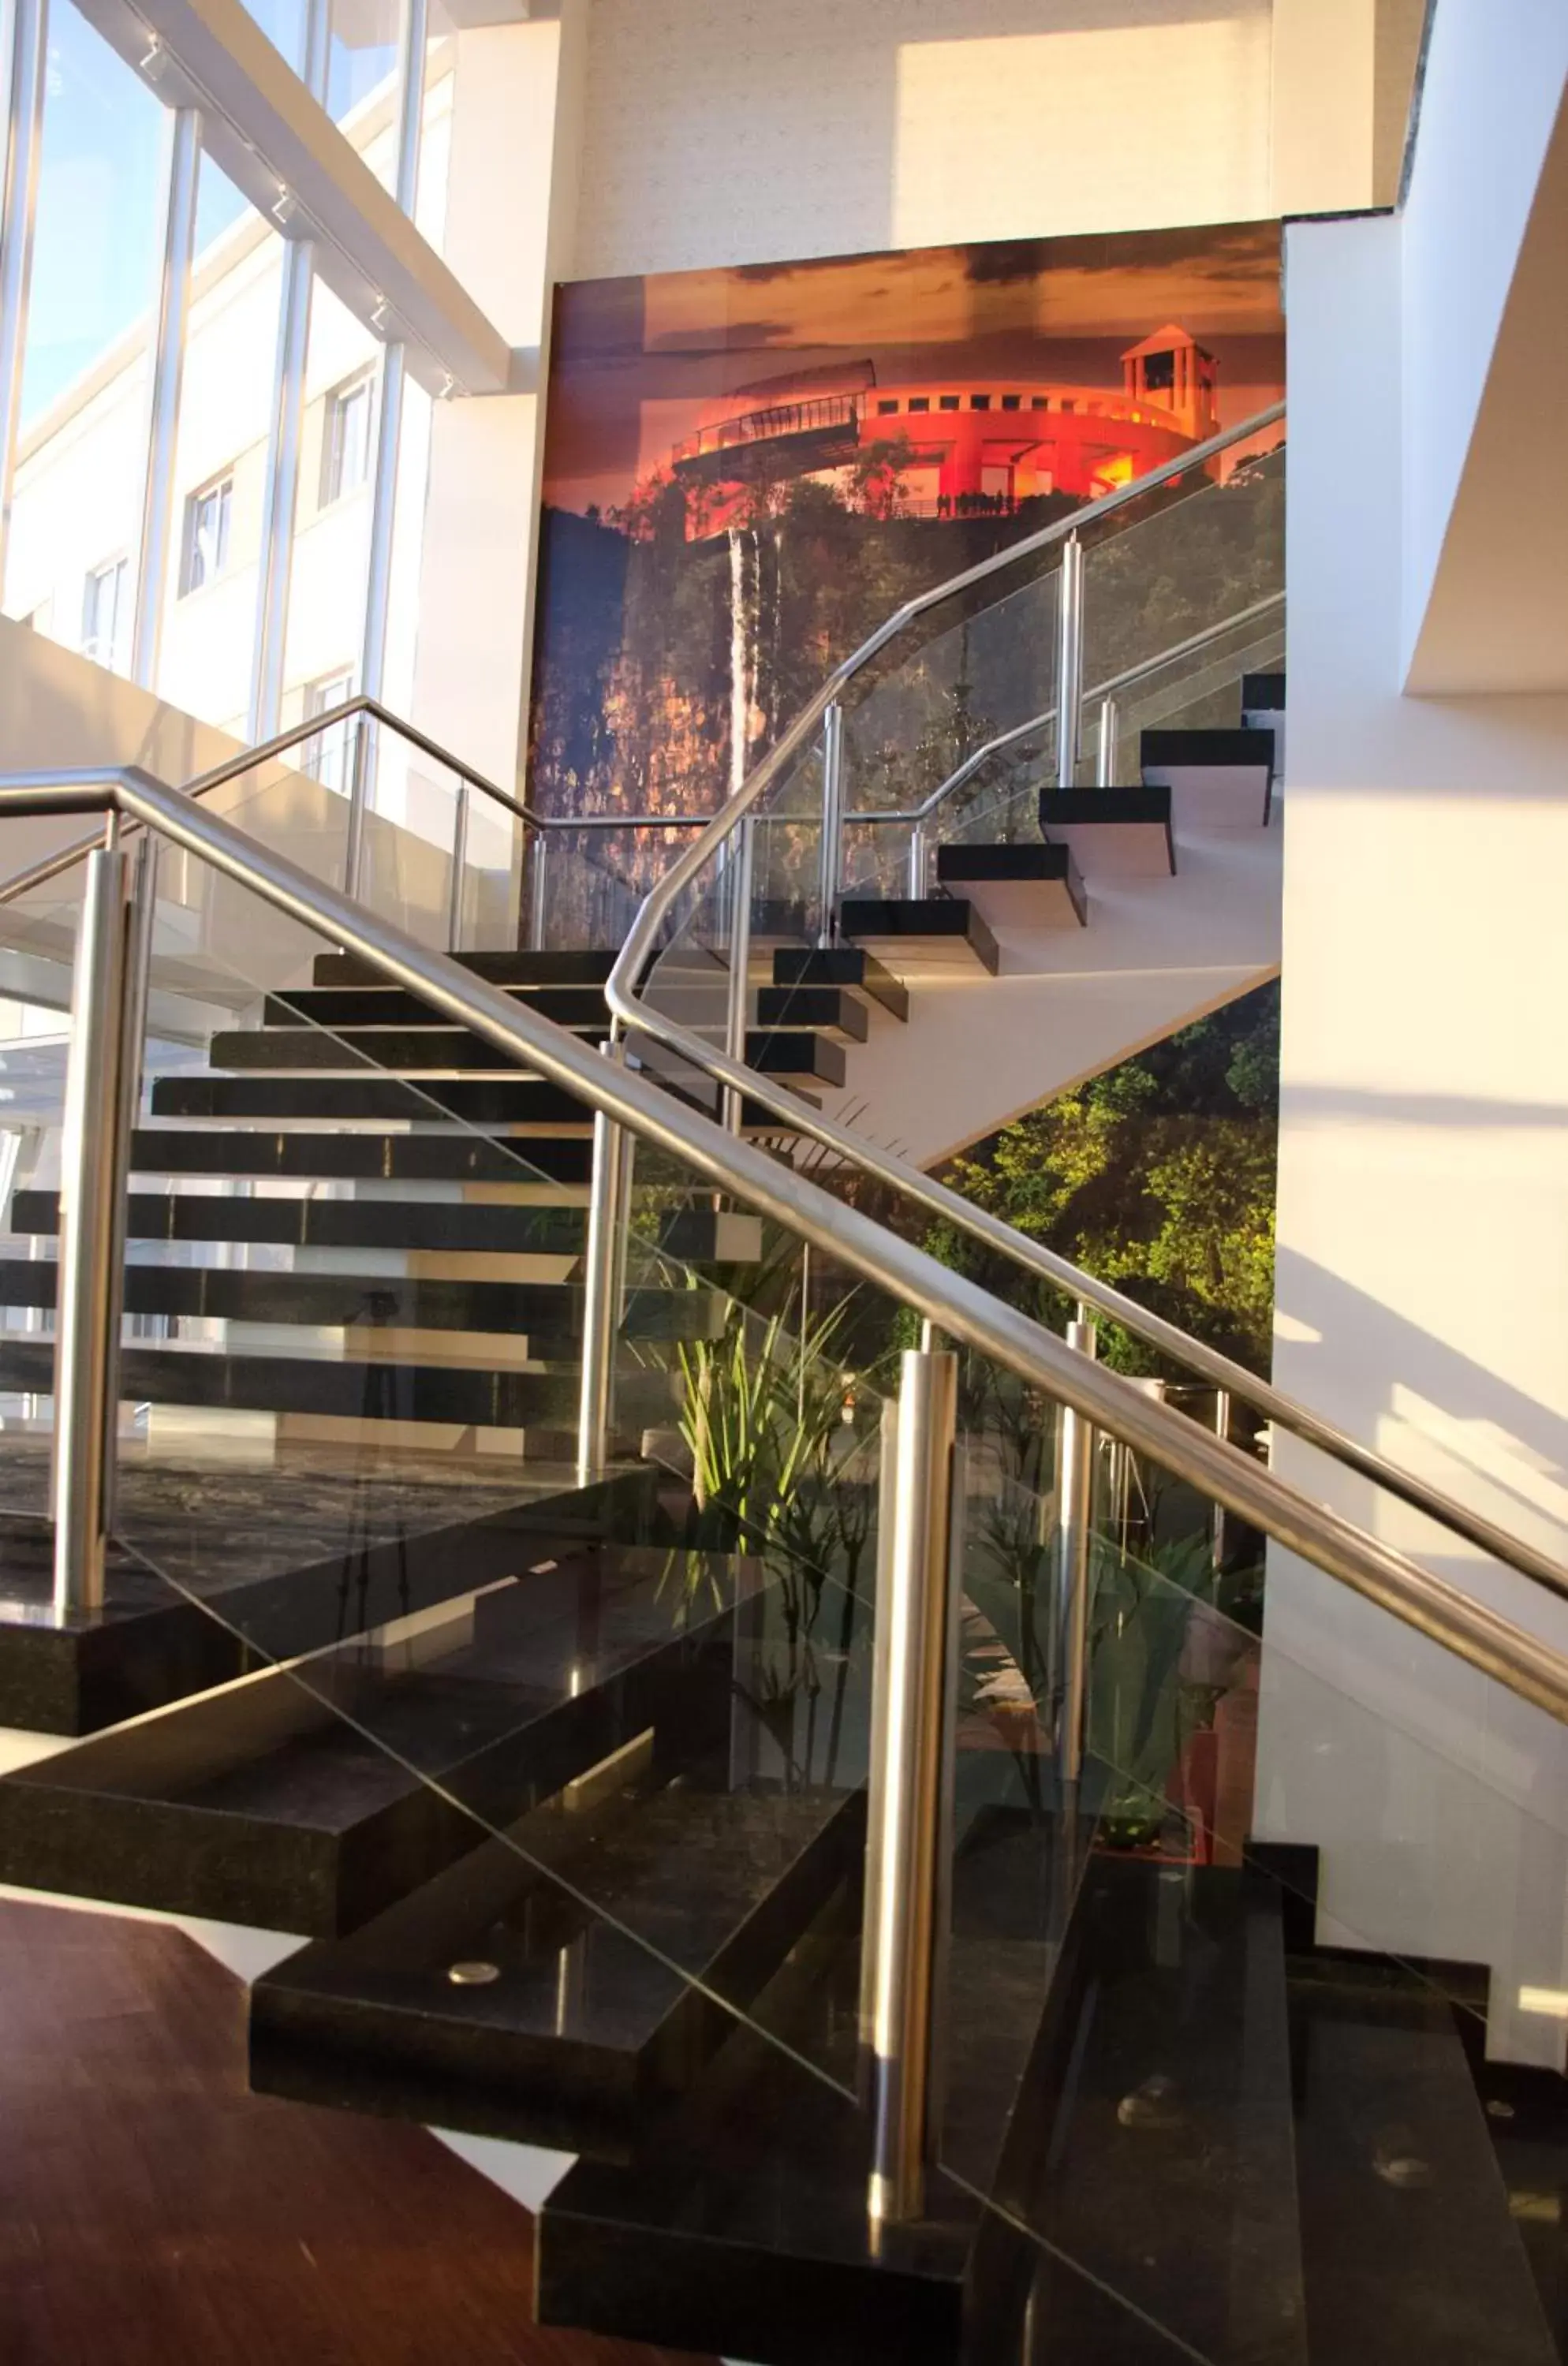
[0,1260,723,1346]
[313,949,619,991]
[753,987,869,1046]
[745,1031,846,1089]
[0,1546,744,1936]
[933,842,1087,931]
[1140,726,1275,828]
[0,1338,671,1429]
[250,1774,864,2157]
[267,985,613,1031]
[1241,671,1286,712]
[1288,1954,1556,2366]
[0,1450,648,1736]
[837,898,1000,978]
[208,1028,610,1074]
[771,944,909,1024]
[1010,1855,1307,2365]
[151,1075,595,1129]
[1036,786,1176,879]
[13,1191,589,1258]
[130,1129,595,1187]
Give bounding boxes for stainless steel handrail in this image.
[602,405,1568,1608]
[6,763,1568,1727]
[0,692,713,916]
[851,588,1286,828]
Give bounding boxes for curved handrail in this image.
[2,763,1567,1728]
[603,405,1568,1607]
[853,588,1286,828]
[0,692,711,916]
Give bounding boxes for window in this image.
[181,474,233,595]
[939,394,960,412]
[321,372,374,506]
[1032,396,1048,410]
[1001,394,1021,412]
[970,394,991,411]
[303,670,356,794]
[876,397,899,416]
[908,396,930,414]
[80,557,129,669]
[1142,350,1175,393]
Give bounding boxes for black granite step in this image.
[313,949,619,991]
[267,985,613,1031]
[1140,726,1275,828]
[535,1786,1088,2366]
[1008,1855,1308,2364]
[0,1338,673,1430]
[130,1127,595,1187]
[207,1025,842,1089]
[0,1545,743,1935]
[771,945,909,1024]
[1288,1954,1557,2366]
[13,1191,589,1258]
[0,1458,651,1737]
[752,987,869,1045]
[150,1074,594,1128]
[837,897,1000,978]
[209,1027,610,1073]
[1036,785,1176,878]
[0,1260,723,1347]
[249,1769,865,2158]
[933,842,1086,931]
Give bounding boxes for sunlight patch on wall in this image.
[891,15,1272,250]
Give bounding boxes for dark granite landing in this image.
[150,1074,595,1129]
[1289,1954,1556,2366]
[251,1774,865,2158]
[0,1338,678,1431]
[0,1441,651,1733]
[129,1129,596,1187]
[0,1545,746,1935]
[1007,1858,1307,2365]
[13,1191,592,1258]
[0,1261,724,1349]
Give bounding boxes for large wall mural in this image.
[527,218,1285,819]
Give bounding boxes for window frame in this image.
[319,369,376,509]
[80,554,130,669]
[180,471,235,598]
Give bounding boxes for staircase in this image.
[0,446,1563,2366]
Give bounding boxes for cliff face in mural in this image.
[527,220,1285,820]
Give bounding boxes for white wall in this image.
[572,0,1350,283]
[1260,200,1568,2062]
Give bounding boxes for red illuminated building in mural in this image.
[666,324,1222,535]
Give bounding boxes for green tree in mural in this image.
[920,983,1280,1376]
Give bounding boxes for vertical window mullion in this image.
[133,103,200,691]
[0,0,48,589]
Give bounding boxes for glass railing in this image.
[3,787,1567,2366]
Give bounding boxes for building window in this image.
[1001,394,1021,411]
[876,397,899,416]
[321,372,375,506]
[181,474,233,595]
[1142,350,1175,393]
[970,394,991,410]
[1031,396,1048,410]
[1061,399,1076,414]
[80,556,129,669]
[939,394,960,412]
[303,670,356,794]
[908,396,929,414]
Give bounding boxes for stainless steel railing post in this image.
[1055,535,1085,790]
[526,827,549,952]
[720,812,755,1136]
[1054,1315,1098,1783]
[446,780,470,950]
[906,822,928,899]
[52,839,136,1616]
[344,709,372,904]
[818,699,845,944]
[862,1346,961,2226]
[577,1032,629,1481]
[1096,695,1118,789]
